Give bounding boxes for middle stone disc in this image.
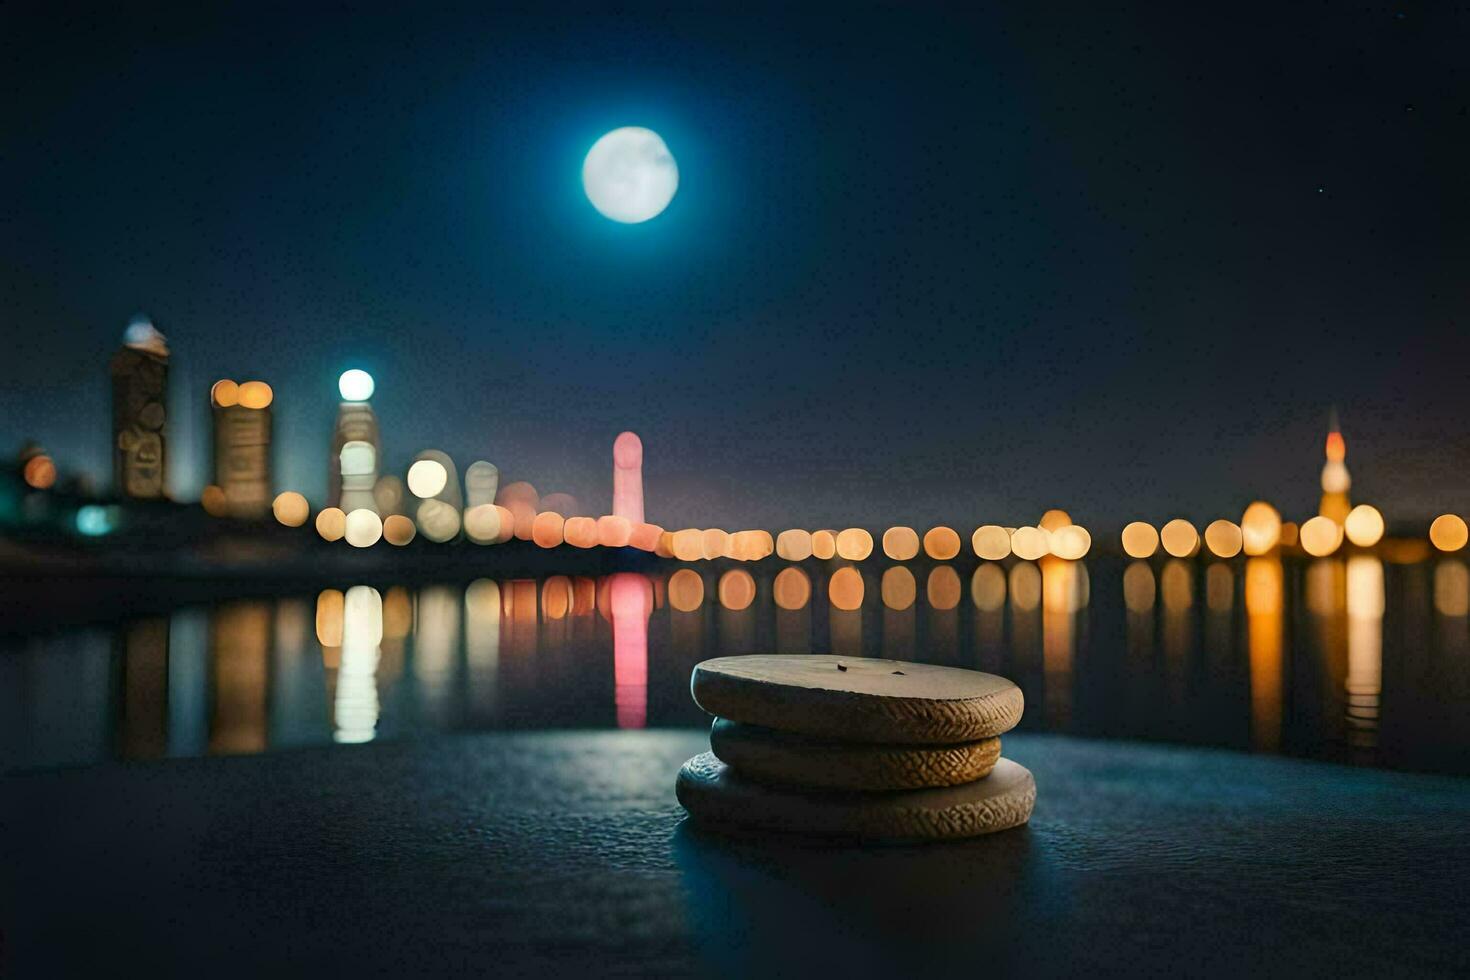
[710,717,1001,791]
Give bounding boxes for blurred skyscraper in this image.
[109,315,169,499]
[211,380,274,518]
[1319,410,1351,524]
[331,370,380,513]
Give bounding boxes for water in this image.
[3,554,1468,775]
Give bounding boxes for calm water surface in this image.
[4,555,1469,775]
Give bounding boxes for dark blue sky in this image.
[3,3,1466,530]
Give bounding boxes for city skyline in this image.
[4,5,1468,529]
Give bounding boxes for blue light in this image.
[76,505,117,537]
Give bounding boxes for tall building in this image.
[109,315,169,499]
[612,431,645,524]
[211,380,274,518]
[330,370,381,513]
[1319,410,1351,525]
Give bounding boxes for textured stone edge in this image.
[675,752,1036,842]
[692,669,1025,744]
[709,720,1002,791]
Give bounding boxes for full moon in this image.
[582,127,678,223]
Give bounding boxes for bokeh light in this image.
[927,566,962,609]
[672,529,703,562]
[464,504,502,544]
[835,528,874,561]
[1344,504,1385,547]
[970,564,1006,611]
[1009,526,1049,561]
[629,522,663,552]
[344,508,383,548]
[1204,520,1243,558]
[1280,521,1300,548]
[210,379,239,408]
[597,515,632,549]
[1300,515,1344,557]
[1435,561,1469,617]
[22,455,56,490]
[718,570,757,611]
[1050,525,1091,561]
[563,516,598,549]
[383,514,416,546]
[828,567,865,610]
[777,529,814,561]
[1241,501,1282,556]
[415,499,461,543]
[407,460,449,499]
[272,491,309,527]
[1038,509,1072,532]
[532,511,566,548]
[668,569,705,612]
[315,506,346,542]
[237,380,273,409]
[880,567,916,610]
[811,530,838,560]
[201,484,229,517]
[972,525,1011,561]
[1430,514,1469,553]
[922,526,961,561]
[1123,561,1156,613]
[700,528,729,560]
[1121,521,1159,559]
[316,589,345,647]
[338,369,375,402]
[773,567,812,610]
[882,527,920,561]
[1160,519,1199,558]
[75,505,117,536]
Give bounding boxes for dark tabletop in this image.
[3,730,1468,978]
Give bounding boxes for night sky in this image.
[3,3,1466,531]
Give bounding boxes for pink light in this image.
[609,572,650,729]
[612,431,645,525]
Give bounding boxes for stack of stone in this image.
[676,655,1034,842]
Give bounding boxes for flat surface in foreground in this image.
[4,730,1468,977]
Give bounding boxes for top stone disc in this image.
[691,655,1023,744]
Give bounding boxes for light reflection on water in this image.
[3,556,1469,775]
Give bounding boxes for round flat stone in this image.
[676,752,1035,842]
[691,655,1024,744]
[710,718,1001,791]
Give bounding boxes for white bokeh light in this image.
[407,459,449,499]
[338,369,375,402]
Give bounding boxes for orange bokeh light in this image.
[718,570,757,610]
[777,529,814,561]
[882,527,920,561]
[828,567,865,611]
[22,455,56,490]
[532,511,566,548]
[564,516,598,549]
[922,526,961,561]
[1121,521,1159,559]
[1430,514,1468,553]
[835,528,874,561]
[598,515,633,549]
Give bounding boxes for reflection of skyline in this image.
[7,555,1470,777]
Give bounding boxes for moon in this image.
[582,127,678,223]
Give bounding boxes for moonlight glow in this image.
[582,127,678,223]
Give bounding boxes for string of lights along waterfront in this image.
[6,318,1470,562]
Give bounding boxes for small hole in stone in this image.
[892,670,906,675]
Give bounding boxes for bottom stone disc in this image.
[675,752,1035,842]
